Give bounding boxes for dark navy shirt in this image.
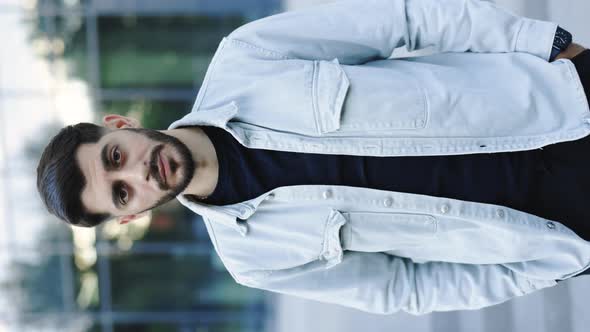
[196,27,571,208]
[197,125,542,215]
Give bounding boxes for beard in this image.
[121,127,196,212]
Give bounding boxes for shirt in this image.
[197,126,541,216]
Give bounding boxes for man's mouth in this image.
[158,151,167,185]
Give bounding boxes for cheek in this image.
[132,189,161,208]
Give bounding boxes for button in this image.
[495,209,505,218]
[383,197,394,207]
[546,221,556,229]
[322,189,333,199]
[265,193,275,200]
[440,204,450,214]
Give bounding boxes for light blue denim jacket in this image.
[169,0,590,315]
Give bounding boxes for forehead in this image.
[77,135,112,216]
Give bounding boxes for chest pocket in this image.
[313,58,429,136]
[217,39,428,138]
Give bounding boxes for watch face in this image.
[554,26,573,50]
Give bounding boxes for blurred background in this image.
[0,0,589,331]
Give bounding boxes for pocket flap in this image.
[314,58,350,134]
[319,208,348,269]
[340,211,437,252]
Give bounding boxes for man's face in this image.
[77,127,195,221]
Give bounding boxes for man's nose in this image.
[116,160,151,184]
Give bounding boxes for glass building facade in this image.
[0,0,283,331]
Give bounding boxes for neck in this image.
[160,126,218,198]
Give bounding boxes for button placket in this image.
[383,197,394,207]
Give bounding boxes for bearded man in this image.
[37,0,590,315]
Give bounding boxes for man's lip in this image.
[162,152,171,179]
[158,151,167,185]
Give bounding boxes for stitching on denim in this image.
[192,38,228,111]
[227,37,294,60]
[514,19,526,52]
[202,216,243,284]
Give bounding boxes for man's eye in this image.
[112,147,122,165]
[119,187,128,205]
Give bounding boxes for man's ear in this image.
[102,114,142,130]
[117,210,151,225]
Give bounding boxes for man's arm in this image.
[227,0,558,64]
[554,42,586,62]
[237,251,556,315]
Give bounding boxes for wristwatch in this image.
[550,26,573,62]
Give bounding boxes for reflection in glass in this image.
[108,253,263,311]
[2,1,274,330]
[98,15,246,89]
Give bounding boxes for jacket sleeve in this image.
[236,251,556,315]
[227,0,558,64]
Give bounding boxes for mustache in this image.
[150,144,168,190]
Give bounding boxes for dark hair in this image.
[37,122,111,227]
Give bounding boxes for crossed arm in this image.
[237,250,557,315]
[228,0,559,64]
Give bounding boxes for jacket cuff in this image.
[515,18,559,61]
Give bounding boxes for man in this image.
[37,0,590,315]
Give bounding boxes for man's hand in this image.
[553,42,587,61]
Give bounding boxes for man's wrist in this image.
[550,26,573,62]
[554,42,587,61]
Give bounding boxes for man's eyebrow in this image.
[101,144,115,172]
